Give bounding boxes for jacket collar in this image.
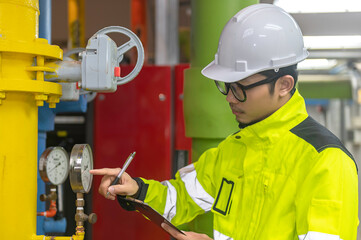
[237,89,308,141]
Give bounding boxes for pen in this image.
[106,151,136,197]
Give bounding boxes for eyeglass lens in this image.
[215,81,246,102]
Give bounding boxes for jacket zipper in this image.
[248,176,269,239]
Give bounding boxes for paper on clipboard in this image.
[119,197,185,236]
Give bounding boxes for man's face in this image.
[226,74,282,125]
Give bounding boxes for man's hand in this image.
[161,223,213,240]
[90,168,139,200]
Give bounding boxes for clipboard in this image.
[119,197,185,236]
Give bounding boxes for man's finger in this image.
[90,168,120,176]
[105,192,116,201]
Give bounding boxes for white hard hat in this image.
[202,4,309,83]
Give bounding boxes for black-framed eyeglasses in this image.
[214,74,281,102]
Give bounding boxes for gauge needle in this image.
[82,165,89,173]
[48,162,61,172]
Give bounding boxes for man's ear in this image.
[277,75,294,97]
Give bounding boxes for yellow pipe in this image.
[34,232,84,240]
[0,0,62,239]
[0,92,38,240]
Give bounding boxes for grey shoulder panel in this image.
[290,116,357,170]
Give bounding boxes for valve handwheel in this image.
[92,26,145,86]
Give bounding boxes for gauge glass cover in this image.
[70,144,94,193]
[81,146,93,193]
[39,147,69,185]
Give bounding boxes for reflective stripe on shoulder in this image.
[160,180,177,221]
[179,164,214,211]
[214,230,233,240]
[299,231,342,240]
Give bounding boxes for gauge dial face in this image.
[70,144,94,193]
[39,147,69,185]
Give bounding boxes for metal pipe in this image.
[45,60,82,82]
[155,0,179,65]
[58,184,65,214]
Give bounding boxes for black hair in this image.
[259,64,298,95]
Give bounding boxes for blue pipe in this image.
[37,0,87,234]
[39,0,51,43]
[54,95,88,113]
[37,0,55,234]
[36,131,47,234]
[44,218,67,233]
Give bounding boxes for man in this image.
[90,4,358,240]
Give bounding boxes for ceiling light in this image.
[303,36,361,49]
[298,59,338,70]
[274,0,361,13]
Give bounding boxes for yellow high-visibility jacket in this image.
[130,90,359,240]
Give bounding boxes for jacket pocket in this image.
[212,177,235,216]
[212,173,242,239]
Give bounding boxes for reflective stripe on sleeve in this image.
[298,231,342,240]
[160,180,177,222]
[179,164,214,212]
[214,230,233,240]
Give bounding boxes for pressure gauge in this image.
[69,144,94,193]
[39,147,70,185]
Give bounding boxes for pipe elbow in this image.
[45,200,57,218]
[37,200,57,218]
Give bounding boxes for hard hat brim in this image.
[202,50,309,83]
[201,61,258,83]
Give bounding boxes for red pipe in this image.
[37,200,57,218]
[131,0,147,63]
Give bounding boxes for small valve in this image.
[74,192,97,230]
[38,185,58,217]
[75,211,97,225]
[40,185,57,202]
